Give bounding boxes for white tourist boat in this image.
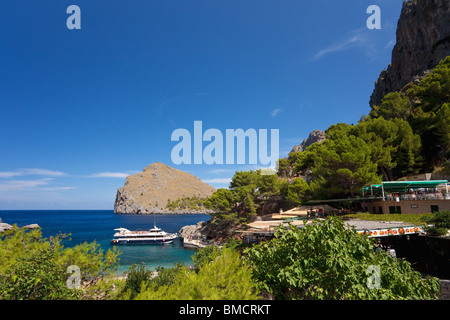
[111,225,178,245]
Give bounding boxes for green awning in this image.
[362,180,448,192]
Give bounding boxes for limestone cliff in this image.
[370,0,450,107]
[114,162,216,214]
[290,130,326,154]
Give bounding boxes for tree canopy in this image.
[370,55,450,170]
[204,170,287,223]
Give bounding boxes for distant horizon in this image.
[0,209,213,212]
[0,209,115,211]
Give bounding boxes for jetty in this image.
[183,237,209,248]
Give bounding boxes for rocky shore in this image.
[178,221,210,240]
[178,218,243,244]
[0,219,40,233]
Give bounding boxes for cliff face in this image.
[370,0,450,107]
[290,130,326,154]
[114,162,216,214]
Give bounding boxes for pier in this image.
[183,238,208,248]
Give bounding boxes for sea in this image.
[0,210,209,275]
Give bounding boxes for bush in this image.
[148,262,185,290]
[119,262,154,299]
[0,227,121,300]
[134,248,259,300]
[0,246,80,300]
[191,245,222,270]
[423,210,450,236]
[245,217,440,300]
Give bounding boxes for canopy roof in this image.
[362,180,448,192]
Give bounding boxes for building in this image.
[234,217,423,244]
[361,180,450,214]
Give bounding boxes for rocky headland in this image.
[114,162,216,214]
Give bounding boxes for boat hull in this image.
[111,226,178,245]
[111,238,176,245]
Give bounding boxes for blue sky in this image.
[0,0,404,209]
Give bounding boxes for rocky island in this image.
[114,162,216,214]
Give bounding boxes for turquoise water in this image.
[0,210,209,274]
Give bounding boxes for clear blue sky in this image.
[0,0,404,209]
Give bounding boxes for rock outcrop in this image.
[114,162,216,214]
[22,224,41,230]
[0,222,40,233]
[178,221,210,240]
[370,0,450,107]
[290,130,326,154]
[0,223,13,233]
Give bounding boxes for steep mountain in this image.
[290,130,326,153]
[114,162,216,214]
[370,0,449,107]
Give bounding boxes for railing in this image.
[385,193,448,201]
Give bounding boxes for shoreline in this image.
[114,212,213,215]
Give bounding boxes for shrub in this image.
[423,210,450,236]
[191,245,222,270]
[134,248,259,300]
[119,262,154,300]
[0,227,120,300]
[245,217,440,300]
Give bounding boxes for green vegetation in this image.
[0,227,258,300]
[286,116,423,199]
[370,56,450,171]
[422,210,450,236]
[118,261,185,299]
[204,170,288,223]
[0,217,444,300]
[166,196,208,212]
[200,58,450,227]
[0,227,120,300]
[124,57,450,300]
[191,244,222,270]
[245,217,440,300]
[1,58,448,302]
[274,56,449,203]
[134,248,259,300]
[1,246,81,300]
[118,262,154,299]
[286,177,311,205]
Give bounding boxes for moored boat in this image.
[111,225,178,245]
